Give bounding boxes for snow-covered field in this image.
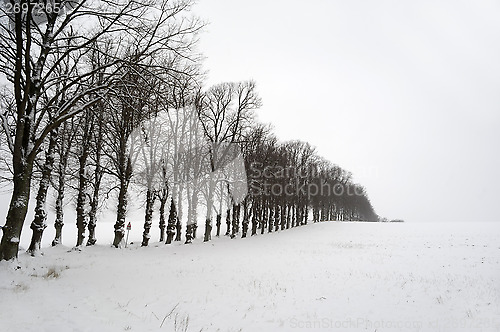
[1,221,499,332]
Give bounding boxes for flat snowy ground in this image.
[1,221,499,332]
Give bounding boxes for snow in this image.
[13,198,27,208]
[1,221,499,332]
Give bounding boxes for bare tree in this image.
[129,105,170,246]
[26,127,58,254]
[179,104,208,243]
[157,160,169,242]
[105,63,155,248]
[196,81,261,242]
[86,106,107,246]
[51,120,76,246]
[0,0,202,260]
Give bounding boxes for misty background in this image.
[192,0,500,223]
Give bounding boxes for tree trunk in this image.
[52,176,64,246]
[225,208,231,236]
[185,191,198,244]
[260,199,266,235]
[203,178,215,242]
[87,131,103,246]
[296,204,302,226]
[113,157,132,248]
[52,152,67,246]
[281,204,287,230]
[76,153,88,247]
[0,163,33,260]
[274,204,280,232]
[286,203,292,229]
[53,122,73,246]
[185,194,195,244]
[268,202,274,233]
[142,188,155,246]
[76,110,94,247]
[86,181,99,246]
[231,203,240,239]
[192,224,198,239]
[215,214,222,237]
[203,218,212,242]
[191,190,198,239]
[158,165,169,242]
[27,128,58,255]
[159,191,167,242]
[241,200,249,238]
[251,199,258,236]
[185,223,195,244]
[113,181,127,247]
[174,187,182,242]
[185,187,193,244]
[166,198,177,244]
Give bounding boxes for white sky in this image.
[192,0,500,222]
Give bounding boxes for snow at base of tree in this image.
[0,221,499,332]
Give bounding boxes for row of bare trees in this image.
[0,0,377,261]
[0,0,203,260]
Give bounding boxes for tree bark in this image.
[241,200,249,238]
[87,117,104,246]
[174,187,182,242]
[191,190,198,239]
[27,128,58,255]
[141,188,155,246]
[166,198,177,244]
[185,190,198,244]
[86,167,101,246]
[268,202,274,233]
[215,213,222,237]
[286,203,291,229]
[274,204,280,232]
[185,184,194,243]
[113,157,132,248]
[0,163,33,260]
[231,203,240,239]
[251,199,258,236]
[225,208,231,236]
[52,130,70,246]
[203,178,215,242]
[185,223,195,244]
[158,181,168,242]
[281,204,287,230]
[260,199,266,235]
[76,154,88,247]
[52,174,64,246]
[185,191,194,244]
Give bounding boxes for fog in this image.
[193,0,500,222]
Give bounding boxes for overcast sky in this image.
[192,0,500,222]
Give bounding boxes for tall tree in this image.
[0,0,202,260]
[196,81,261,242]
[26,127,58,254]
[51,120,76,246]
[105,63,154,248]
